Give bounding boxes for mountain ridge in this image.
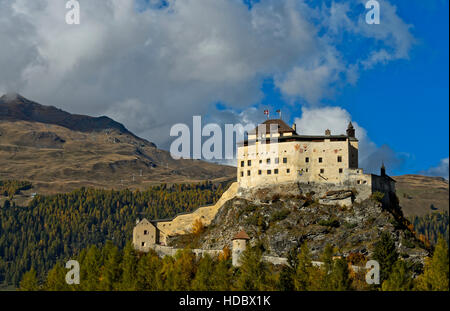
[0,94,236,195]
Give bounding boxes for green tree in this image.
[19,268,39,291]
[294,243,314,291]
[119,242,138,290]
[236,245,269,290]
[101,244,122,290]
[278,247,298,291]
[44,263,70,291]
[415,235,449,291]
[382,260,413,291]
[212,259,232,291]
[81,245,101,290]
[329,258,352,291]
[373,232,399,283]
[192,254,215,290]
[136,250,162,290]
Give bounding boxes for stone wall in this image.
[155,182,239,240]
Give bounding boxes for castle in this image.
[133,118,396,264]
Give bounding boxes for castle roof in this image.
[232,230,250,240]
[250,119,296,135]
[238,133,358,146]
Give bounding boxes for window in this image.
[305,157,309,163]
[258,170,262,175]
[287,168,290,173]
[241,161,244,167]
[306,168,309,172]
[319,157,323,163]
[339,168,343,173]
[141,242,145,247]
[320,169,325,174]
[337,156,342,163]
[267,158,271,164]
[283,157,287,163]
[143,230,148,235]
[267,169,272,175]
[247,170,251,176]
[248,160,252,166]
[240,171,244,177]
[274,169,279,174]
[259,159,262,164]
[275,157,279,164]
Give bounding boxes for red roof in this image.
[232,230,250,240]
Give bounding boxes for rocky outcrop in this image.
[170,183,429,266]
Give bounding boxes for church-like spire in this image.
[381,161,386,176]
[346,121,355,138]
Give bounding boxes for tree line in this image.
[20,233,449,291]
[410,211,449,245]
[0,181,226,286]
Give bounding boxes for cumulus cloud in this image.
[0,0,415,149]
[294,106,406,174]
[420,158,449,180]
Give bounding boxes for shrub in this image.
[270,209,291,222]
[370,191,385,203]
[318,218,340,228]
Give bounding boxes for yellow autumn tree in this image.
[415,235,449,291]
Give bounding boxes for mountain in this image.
[0,94,235,194]
[393,175,449,217]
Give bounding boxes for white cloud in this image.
[0,0,416,149]
[421,158,449,180]
[294,106,405,174]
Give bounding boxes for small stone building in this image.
[232,230,250,267]
[133,218,165,252]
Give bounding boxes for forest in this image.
[410,211,449,245]
[0,181,226,286]
[1,179,448,291]
[20,234,449,291]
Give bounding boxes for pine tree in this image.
[373,232,399,283]
[236,244,268,290]
[19,268,39,291]
[120,242,138,290]
[101,244,122,291]
[329,258,352,291]
[44,263,70,291]
[192,254,215,290]
[415,235,449,291]
[136,250,162,290]
[212,259,232,291]
[382,260,413,291]
[294,243,313,291]
[81,245,101,290]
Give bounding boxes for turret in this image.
[346,122,355,138]
[232,230,250,267]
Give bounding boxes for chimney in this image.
[292,123,297,133]
[381,162,386,177]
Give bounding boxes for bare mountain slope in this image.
[0,94,235,194]
[393,174,449,217]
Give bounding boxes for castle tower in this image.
[232,230,250,267]
[346,122,355,138]
[381,161,386,177]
